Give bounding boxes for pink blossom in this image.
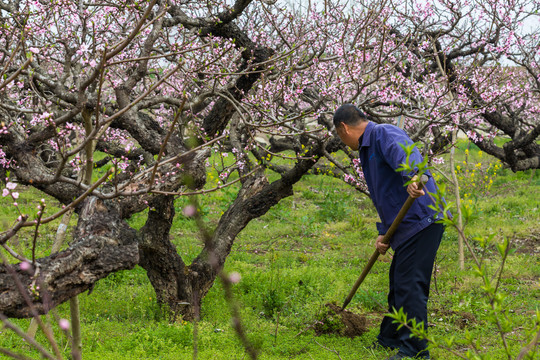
[229,272,241,284]
[6,182,16,190]
[2,189,8,197]
[76,43,89,56]
[432,157,445,165]
[11,192,19,199]
[59,319,70,331]
[20,261,31,272]
[182,205,196,217]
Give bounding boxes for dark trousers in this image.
[376,223,444,358]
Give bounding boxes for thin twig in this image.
[0,57,32,92]
[220,271,258,360]
[31,204,45,265]
[106,45,209,67]
[97,63,182,129]
[0,253,62,359]
[313,339,343,360]
[0,317,56,360]
[126,134,227,186]
[21,169,112,228]
[0,215,29,245]
[0,40,22,80]
[105,0,158,61]
[148,95,187,190]
[152,166,260,196]
[0,347,35,360]
[1,243,32,263]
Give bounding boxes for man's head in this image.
[333,104,369,150]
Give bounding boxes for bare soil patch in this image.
[315,303,370,338]
[513,234,539,255]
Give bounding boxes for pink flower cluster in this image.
[2,182,19,204]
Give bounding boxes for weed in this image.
[261,289,285,319]
[315,187,351,223]
[314,305,346,336]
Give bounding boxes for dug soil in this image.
[315,303,369,338]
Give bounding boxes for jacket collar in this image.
[358,121,375,149]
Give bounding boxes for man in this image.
[333,104,444,359]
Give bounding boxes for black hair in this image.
[333,104,369,128]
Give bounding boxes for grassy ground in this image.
[1,141,539,359]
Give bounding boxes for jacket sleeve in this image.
[376,222,385,235]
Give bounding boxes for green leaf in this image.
[496,242,507,257]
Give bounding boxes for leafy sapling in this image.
[395,142,431,187]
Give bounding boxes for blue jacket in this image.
[358,122,440,250]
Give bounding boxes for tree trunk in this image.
[137,175,291,321]
[138,195,192,320]
[138,152,322,321]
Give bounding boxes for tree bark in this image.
[138,195,190,320]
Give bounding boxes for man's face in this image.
[336,123,359,150]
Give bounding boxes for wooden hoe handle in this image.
[341,175,428,311]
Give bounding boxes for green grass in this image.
[1,140,539,360]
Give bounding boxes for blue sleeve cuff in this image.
[376,222,384,235]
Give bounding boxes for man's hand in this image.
[407,176,425,198]
[375,235,390,255]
